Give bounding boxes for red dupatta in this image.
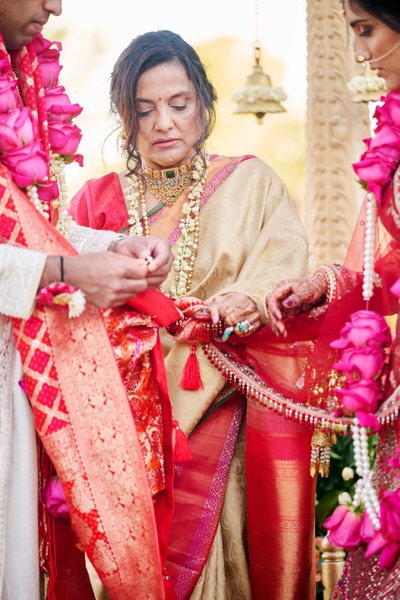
[0,167,167,599]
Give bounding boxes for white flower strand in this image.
[362,192,377,302]
[127,155,209,298]
[351,422,381,529]
[52,156,73,235]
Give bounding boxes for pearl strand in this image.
[351,422,381,529]
[27,184,49,219]
[362,192,377,301]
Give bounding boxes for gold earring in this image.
[356,54,366,63]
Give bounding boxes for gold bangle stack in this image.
[313,264,339,303]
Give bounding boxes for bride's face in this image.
[134,61,201,169]
[344,0,400,91]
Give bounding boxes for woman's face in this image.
[134,61,201,169]
[344,1,400,91]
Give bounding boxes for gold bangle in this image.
[313,265,338,303]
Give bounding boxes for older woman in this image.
[266,2,400,598]
[70,30,313,599]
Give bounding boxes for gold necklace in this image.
[126,155,209,298]
[143,163,193,206]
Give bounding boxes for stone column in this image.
[306,0,370,270]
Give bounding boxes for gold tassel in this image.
[310,429,335,478]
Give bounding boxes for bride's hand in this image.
[266,275,327,337]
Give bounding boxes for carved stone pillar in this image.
[306,0,370,270]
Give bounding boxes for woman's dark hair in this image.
[348,1,400,32]
[110,30,217,175]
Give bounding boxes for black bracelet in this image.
[60,256,64,282]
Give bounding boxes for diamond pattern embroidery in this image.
[13,309,70,436]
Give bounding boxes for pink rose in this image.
[324,505,362,550]
[356,410,380,431]
[365,532,400,569]
[0,59,10,77]
[336,379,382,414]
[43,476,70,518]
[0,108,37,152]
[331,310,391,349]
[381,489,400,541]
[388,446,400,470]
[334,345,385,381]
[365,489,400,569]
[39,51,62,87]
[44,86,82,122]
[368,124,400,158]
[37,179,59,202]
[30,33,59,55]
[360,511,376,544]
[374,92,400,127]
[391,278,400,298]
[48,121,82,157]
[2,141,49,187]
[0,79,18,112]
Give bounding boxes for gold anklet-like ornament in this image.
[126,155,209,298]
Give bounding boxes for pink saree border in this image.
[170,393,245,599]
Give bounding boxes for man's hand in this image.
[113,236,173,288]
[41,253,149,308]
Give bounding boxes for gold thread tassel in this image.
[310,429,334,477]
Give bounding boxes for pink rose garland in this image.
[0,34,83,202]
[330,310,391,432]
[323,92,400,570]
[353,91,400,204]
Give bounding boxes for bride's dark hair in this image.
[348,0,400,32]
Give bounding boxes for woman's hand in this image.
[266,275,327,337]
[207,292,262,337]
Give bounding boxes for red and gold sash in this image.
[0,165,165,599]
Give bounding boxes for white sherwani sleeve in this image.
[0,224,119,320]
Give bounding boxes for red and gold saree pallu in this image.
[246,403,316,600]
[167,391,245,598]
[0,167,165,600]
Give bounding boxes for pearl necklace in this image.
[126,155,209,298]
